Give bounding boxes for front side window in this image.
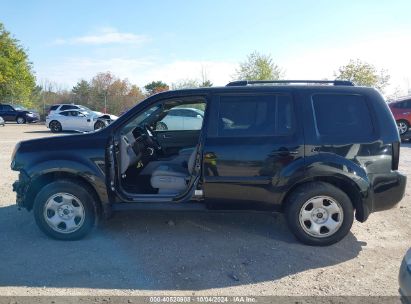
[157,104,205,131]
[312,94,374,139]
[217,95,294,137]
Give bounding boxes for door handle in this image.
[161,134,172,139]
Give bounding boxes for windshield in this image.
[14,106,27,111]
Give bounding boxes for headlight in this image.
[26,113,35,117]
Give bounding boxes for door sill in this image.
[111,202,207,211]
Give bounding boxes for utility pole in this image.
[104,92,107,113]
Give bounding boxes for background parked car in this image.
[156,107,204,130]
[46,109,116,133]
[399,248,411,301]
[388,97,411,135]
[48,104,118,120]
[0,103,40,124]
[0,116,5,126]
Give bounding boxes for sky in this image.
[1,0,411,96]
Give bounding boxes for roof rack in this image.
[226,80,355,87]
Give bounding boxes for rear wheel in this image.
[49,120,62,133]
[285,182,354,246]
[16,116,26,124]
[397,120,409,135]
[33,180,96,240]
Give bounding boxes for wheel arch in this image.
[281,176,369,222]
[24,171,104,220]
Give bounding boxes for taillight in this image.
[392,141,400,170]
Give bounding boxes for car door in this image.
[1,105,17,121]
[70,111,91,131]
[202,92,305,210]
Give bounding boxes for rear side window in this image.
[218,95,294,137]
[50,105,59,111]
[312,94,374,139]
[60,105,77,111]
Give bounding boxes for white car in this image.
[46,110,116,133]
[156,108,204,130]
[48,104,118,121]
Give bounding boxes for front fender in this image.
[23,159,109,210]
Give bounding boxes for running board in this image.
[111,202,207,211]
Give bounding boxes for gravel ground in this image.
[0,124,410,297]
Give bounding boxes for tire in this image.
[284,182,354,246]
[397,120,409,135]
[156,121,168,131]
[16,116,26,124]
[94,120,107,131]
[33,180,96,240]
[49,120,62,133]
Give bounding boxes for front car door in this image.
[202,92,305,210]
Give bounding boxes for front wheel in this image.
[33,180,96,240]
[16,116,26,124]
[94,120,107,130]
[285,182,354,246]
[397,120,410,135]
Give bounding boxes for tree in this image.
[234,51,283,81]
[171,79,199,90]
[335,59,390,92]
[0,23,36,107]
[72,80,91,104]
[90,72,115,112]
[200,66,213,87]
[144,81,169,96]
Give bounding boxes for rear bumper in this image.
[370,171,407,212]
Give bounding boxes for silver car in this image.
[400,248,411,302]
[0,116,4,126]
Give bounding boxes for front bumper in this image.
[12,171,31,208]
[26,115,40,123]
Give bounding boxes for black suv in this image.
[0,103,40,124]
[11,80,406,245]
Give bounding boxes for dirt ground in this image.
[0,123,410,297]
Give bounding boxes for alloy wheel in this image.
[43,193,85,234]
[299,196,343,238]
[397,121,408,135]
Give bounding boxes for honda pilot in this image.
[11,80,406,245]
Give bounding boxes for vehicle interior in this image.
[116,97,206,196]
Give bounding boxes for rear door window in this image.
[312,94,374,139]
[217,94,294,137]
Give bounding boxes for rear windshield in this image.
[312,94,374,140]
